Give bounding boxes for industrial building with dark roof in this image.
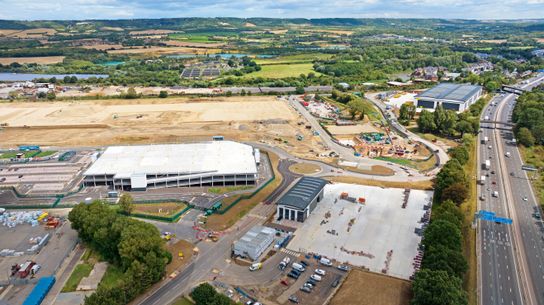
[276,177,327,223]
[415,83,483,112]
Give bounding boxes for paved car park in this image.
[286,183,433,279]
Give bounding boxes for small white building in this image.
[232,226,276,261]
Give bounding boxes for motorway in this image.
[478,74,544,305]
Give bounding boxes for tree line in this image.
[512,86,544,147]
[412,137,474,305]
[68,201,171,305]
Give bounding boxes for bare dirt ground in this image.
[165,239,194,274]
[0,56,65,65]
[0,96,327,160]
[330,269,411,305]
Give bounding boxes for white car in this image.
[488,145,492,149]
[522,197,528,201]
[314,269,326,276]
[310,274,322,281]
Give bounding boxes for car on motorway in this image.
[288,295,300,304]
[488,145,492,149]
[491,170,495,174]
[505,152,511,157]
[315,269,326,276]
[492,191,499,197]
[492,181,496,185]
[523,197,528,201]
[533,213,541,220]
[480,194,486,201]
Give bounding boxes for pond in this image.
[0,73,109,82]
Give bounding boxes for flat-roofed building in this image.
[276,177,327,223]
[83,141,258,191]
[415,83,483,112]
[232,225,276,261]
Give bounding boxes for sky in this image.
[0,0,543,20]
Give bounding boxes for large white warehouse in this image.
[83,141,259,191]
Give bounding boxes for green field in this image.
[255,53,332,65]
[243,63,318,78]
[168,33,221,43]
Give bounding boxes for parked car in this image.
[303,282,314,289]
[337,265,350,272]
[300,286,312,293]
[300,260,309,267]
[332,279,340,287]
[291,269,301,276]
[310,274,322,281]
[287,272,299,279]
[288,295,300,304]
[315,269,326,276]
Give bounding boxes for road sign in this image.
[522,165,537,172]
[477,210,513,224]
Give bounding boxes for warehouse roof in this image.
[84,141,257,178]
[416,83,482,103]
[277,177,327,210]
[233,226,276,252]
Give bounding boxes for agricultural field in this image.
[0,56,65,65]
[243,63,319,78]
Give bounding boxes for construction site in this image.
[285,183,433,280]
[0,96,331,161]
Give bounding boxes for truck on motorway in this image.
[484,160,491,170]
[480,175,486,185]
[484,115,490,121]
[481,136,488,144]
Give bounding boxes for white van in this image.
[249,263,262,271]
[292,263,306,272]
[492,191,499,198]
[319,257,332,266]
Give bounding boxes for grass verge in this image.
[132,202,187,217]
[172,297,194,305]
[519,145,544,206]
[61,263,93,292]
[324,176,433,190]
[207,185,253,194]
[204,151,283,231]
[99,264,124,289]
[460,140,478,305]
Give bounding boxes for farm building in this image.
[415,83,483,112]
[232,226,276,261]
[276,177,327,223]
[83,141,259,191]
